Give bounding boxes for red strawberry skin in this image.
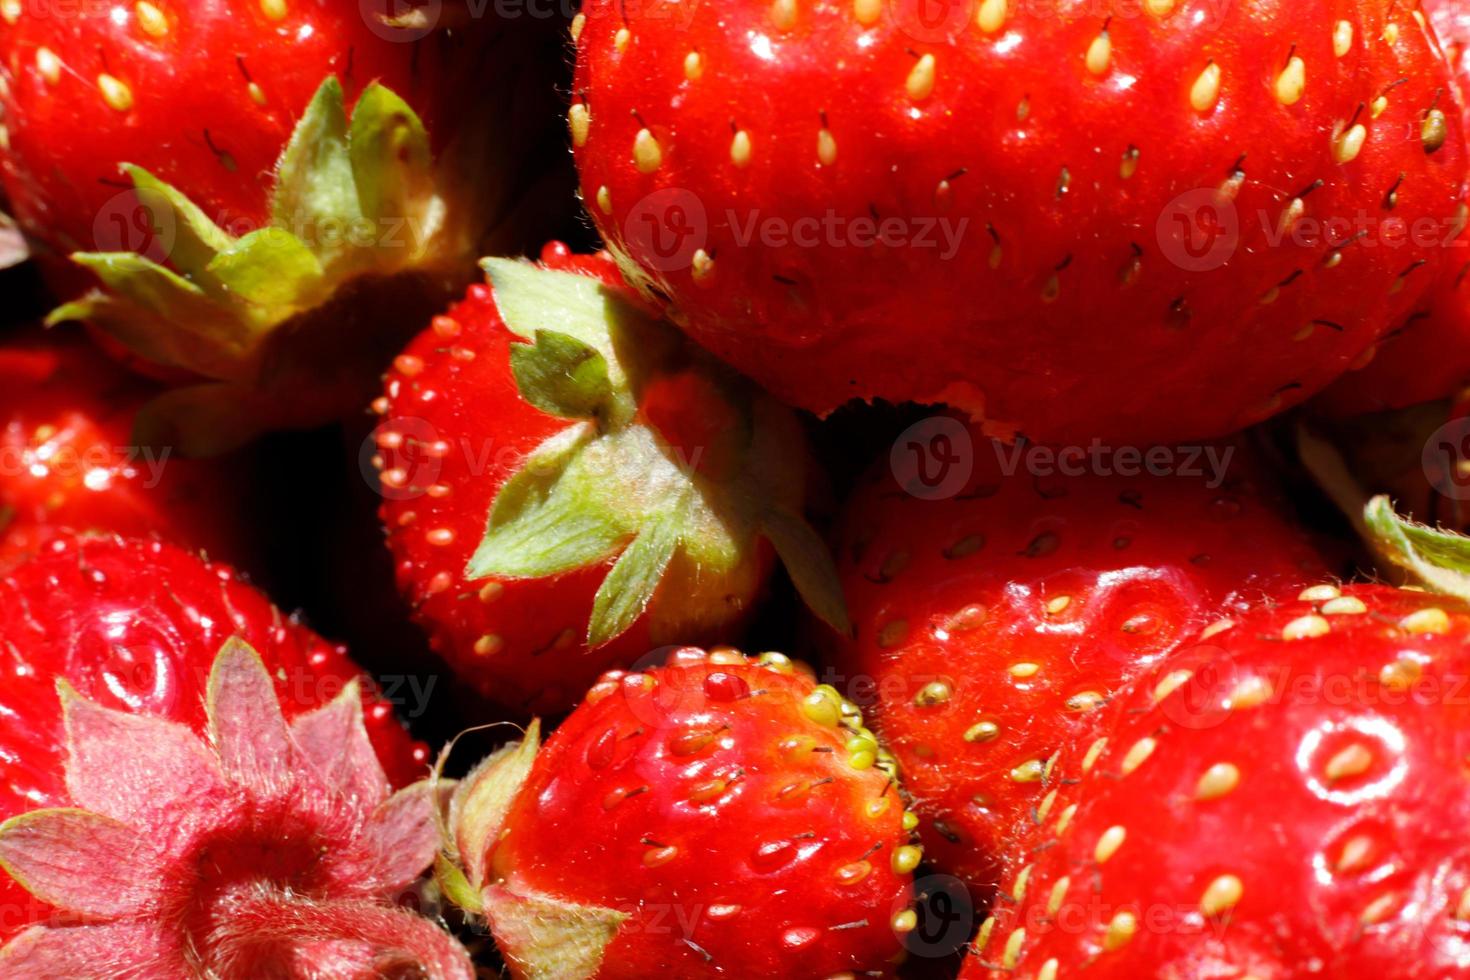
[466,650,915,977]
[0,533,429,943]
[1317,0,1470,414]
[1,0,486,258]
[374,244,831,715]
[966,584,1470,978]
[826,427,1329,891]
[573,0,1467,443]
[0,331,256,571]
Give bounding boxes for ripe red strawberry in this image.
[0,534,457,974]
[825,423,1329,891]
[373,243,845,714]
[440,648,916,977]
[572,0,1467,443]
[1316,0,1470,414]
[0,331,256,570]
[963,582,1470,978]
[1,1,565,453]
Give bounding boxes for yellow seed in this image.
[1104,910,1137,950]
[0,0,17,23]
[1120,147,1139,179]
[976,916,995,949]
[1086,31,1112,76]
[1323,596,1367,615]
[36,48,61,85]
[771,0,797,29]
[1283,614,1330,640]
[1013,864,1032,901]
[1082,737,1108,772]
[865,797,891,819]
[1334,20,1353,57]
[1065,691,1105,712]
[568,104,590,148]
[1190,62,1221,112]
[633,128,663,173]
[878,619,910,648]
[595,185,612,214]
[473,634,503,656]
[1195,762,1241,800]
[260,0,286,19]
[1011,759,1046,783]
[1379,657,1422,691]
[1229,675,1273,710]
[892,845,923,875]
[1055,803,1077,834]
[906,53,936,101]
[1037,960,1059,980]
[1325,743,1373,782]
[1046,594,1072,614]
[248,82,267,105]
[1299,584,1341,602]
[891,909,918,933]
[1383,22,1399,45]
[691,248,715,284]
[1154,669,1193,702]
[1037,789,1057,823]
[1275,55,1305,105]
[1336,835,1375,874]
[684,51,703,80]
[801,690,841,727]
[1454,887,1470,921]
[1009,662,1040,679]
[817,125,837,166]
[1121,737,1157,776]
[1333,123,1367,165]
[570,12,586,41]
[914,679,952,706]
[1362,892,1397,924]
[1046,875,1070,915]
[1400,607,1450,634]
[1200,618,1234,639]
[1095,825,1126,863]
[1144,0,1174,14]
[901,810,919,831]
[135,1,169,37]
[964,721,1000,743]
[977,0,1005,33]
[1370,95,1388,119]
[1201,874,1243,916]
[98,74,134,112]
[615,27,631,52]
[643,844,679,867]
[1002,927,1026,968]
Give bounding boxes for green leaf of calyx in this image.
[207,228,325,310]
[588,515,682,648]
[466,427,625,581]
[271,76,361,270]
[510,330,612,420]
[1364,495,1470,602]
[122,165,233,288]
[349,83,435,237]
[760,508,852,637]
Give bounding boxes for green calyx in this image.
[466,259,850,650]
[46,78,477,454]
[1364,494,1470,600]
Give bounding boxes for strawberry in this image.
[1316,0,1470,414]
[963,582,1470,978]
[439,647,916,977]
[372,243,845,714]
[572,0,1468,443]
[824,422,1329,891]
[0,330,256,571]
[1,1,566,453]
[0,533,460,975]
